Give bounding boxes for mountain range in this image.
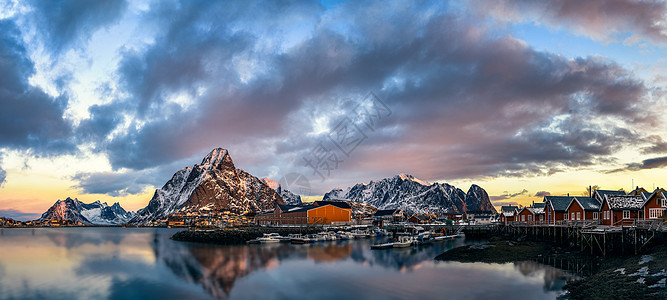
[129,148,284,224]
[323,174,496,214]
[28,148,497,225]
[39,197,135,225]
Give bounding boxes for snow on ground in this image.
[649,278,666,289]
[639,255,653,265]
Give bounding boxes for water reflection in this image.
[514,261,581,292]
[0,228,580,300]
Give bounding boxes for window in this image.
[662,198,666,208]
[528,215,532,221]
[576,212,581,220]
[623,210,630,219]
[649,208,665,219]
[539,215,543,221]
[521,215,525,221]
[593,212,598,220]
[564,213,568,220]
[571,213,575,220]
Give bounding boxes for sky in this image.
[1,0,667,220]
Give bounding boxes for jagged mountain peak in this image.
[130,147,285,224]
[395,173,429,186]
[200,148,232,170]
[39,198,134,225]
[323,174,495,214]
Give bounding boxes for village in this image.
[2,187,665,230]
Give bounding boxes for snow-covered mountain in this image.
[130,148,284,225]
[261,178,302,205]
[322,174,496,214]
[39,197,135,225]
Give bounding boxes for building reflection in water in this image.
[155,235,576,300]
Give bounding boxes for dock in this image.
[463,220,667,256]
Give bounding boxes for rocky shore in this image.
[435,236,666,299]
[171,226,321,245]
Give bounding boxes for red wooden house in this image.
[517,207,545,224]
[600,195,644,226]
[544,196,574,225]
[565,197,601,221]
[499,205,519,224]
[642,189,666,220]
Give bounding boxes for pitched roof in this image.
[531,202,545,209]
[313,201,351,209]
[627,187,648,195]
[374,209,399,217]
[277,204,301,212]
[525,207,544,215]
[572,197,601,211]
[605,195,644,210]
[595,190,626,200]
[500,205,519,213]
[640,192,652,200]
[544,196,574,212]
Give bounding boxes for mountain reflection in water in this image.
[155,234,580,299]
[0,228,579,300]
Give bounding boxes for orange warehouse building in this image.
[255,201,352,225]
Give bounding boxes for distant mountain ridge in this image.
[39,197,135,225]
[130,148,284,225]
[323,174,496,214]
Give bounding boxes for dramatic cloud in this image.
[1,0,664,198]
[88,1,651,182]
[534,191,551,197]
[474,0,667,44]
[608,156,667,173]
[641,135,667,154]
[71,161,191,196]
[0,20,74,155]
[27,0,128,54]
[490,189,528,201]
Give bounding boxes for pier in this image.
[464,220,667,256]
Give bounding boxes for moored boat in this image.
[257,233,281,243]
[393,236,413,248]
[371,242,394,249]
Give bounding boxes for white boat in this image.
[336,231,351,240]
[309,234,326,242]
[371,242,394,249]
[257,233,281,243]
[393,236,413,248]
[289,234,311,244]
[351,229,369,239]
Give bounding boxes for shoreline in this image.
[170,227,323,245]
[435,236,667,299]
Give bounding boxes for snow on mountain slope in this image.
[130,148,284,225]
[323,174,496,214]
[39,198,135,225]
[261,178,302,205]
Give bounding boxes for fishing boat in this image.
[289,234,311,244]
[350,229,369,239]
[370,242,394,249]
[257,233,282,243]
[413,231,434,246]
[393,236,413,248]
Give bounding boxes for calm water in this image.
[0,228,577,300]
